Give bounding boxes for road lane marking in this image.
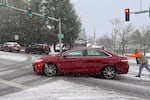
[0,79,30,90]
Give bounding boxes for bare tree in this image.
[129,29,142,48]
[97,18,134,54]
[141,25,150,55]
[118,23,134,54]
[111,18,134,54]
[130,25,150,55]
[97,34,113,51]
[111,18,121,52]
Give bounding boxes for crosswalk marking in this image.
[0,79,30,90]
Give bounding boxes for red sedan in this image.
[32,47,129,79]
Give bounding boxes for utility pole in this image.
[140,0,142,10]
[94,28,96,46]
[149,7,150,17]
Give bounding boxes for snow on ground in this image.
[0,52,150,100]
[0,51,27,61]
[0,80,146,100]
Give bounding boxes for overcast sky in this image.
[71,0,150,38]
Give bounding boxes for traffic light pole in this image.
[125,7,150,21]
[6,5,62,54]
[58,18,62,53]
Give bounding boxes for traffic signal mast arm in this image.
[9,6,59,21]
[131,10,149,14]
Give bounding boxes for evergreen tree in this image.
[46,0,81,46]
[0,0,26,43]
[0,0,81,47]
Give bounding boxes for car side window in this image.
[30,45,35,48]
[66,50,83,57]
[87,50,109,57]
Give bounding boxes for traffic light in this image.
[44,14,49,21]
[28,9,32,18]
[125,8,130,21]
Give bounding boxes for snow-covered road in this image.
[0,80,147,100]
[0,51,150,100]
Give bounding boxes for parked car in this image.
[32,47,129,79]
[1,42,21,52]
[25,43,50,54]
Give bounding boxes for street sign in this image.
[58,33,64,39]
[15,35,19,40]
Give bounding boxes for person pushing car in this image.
[127,49,150,77]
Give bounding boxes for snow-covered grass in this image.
[0,51,150,100]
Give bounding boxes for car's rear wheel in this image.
[102,66,116,79]
[43,63,57,77]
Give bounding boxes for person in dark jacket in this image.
[127,49,150,77]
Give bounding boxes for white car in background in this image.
[54,43,70,52]
[1,42,21,52]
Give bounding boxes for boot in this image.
[135,75,140,77]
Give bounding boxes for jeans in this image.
[137,62,150,77]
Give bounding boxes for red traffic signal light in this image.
[125,8,130,21]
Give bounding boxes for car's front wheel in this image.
[43,63,57,77]
[102,66,116,79]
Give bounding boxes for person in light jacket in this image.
[127,49,150,77]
